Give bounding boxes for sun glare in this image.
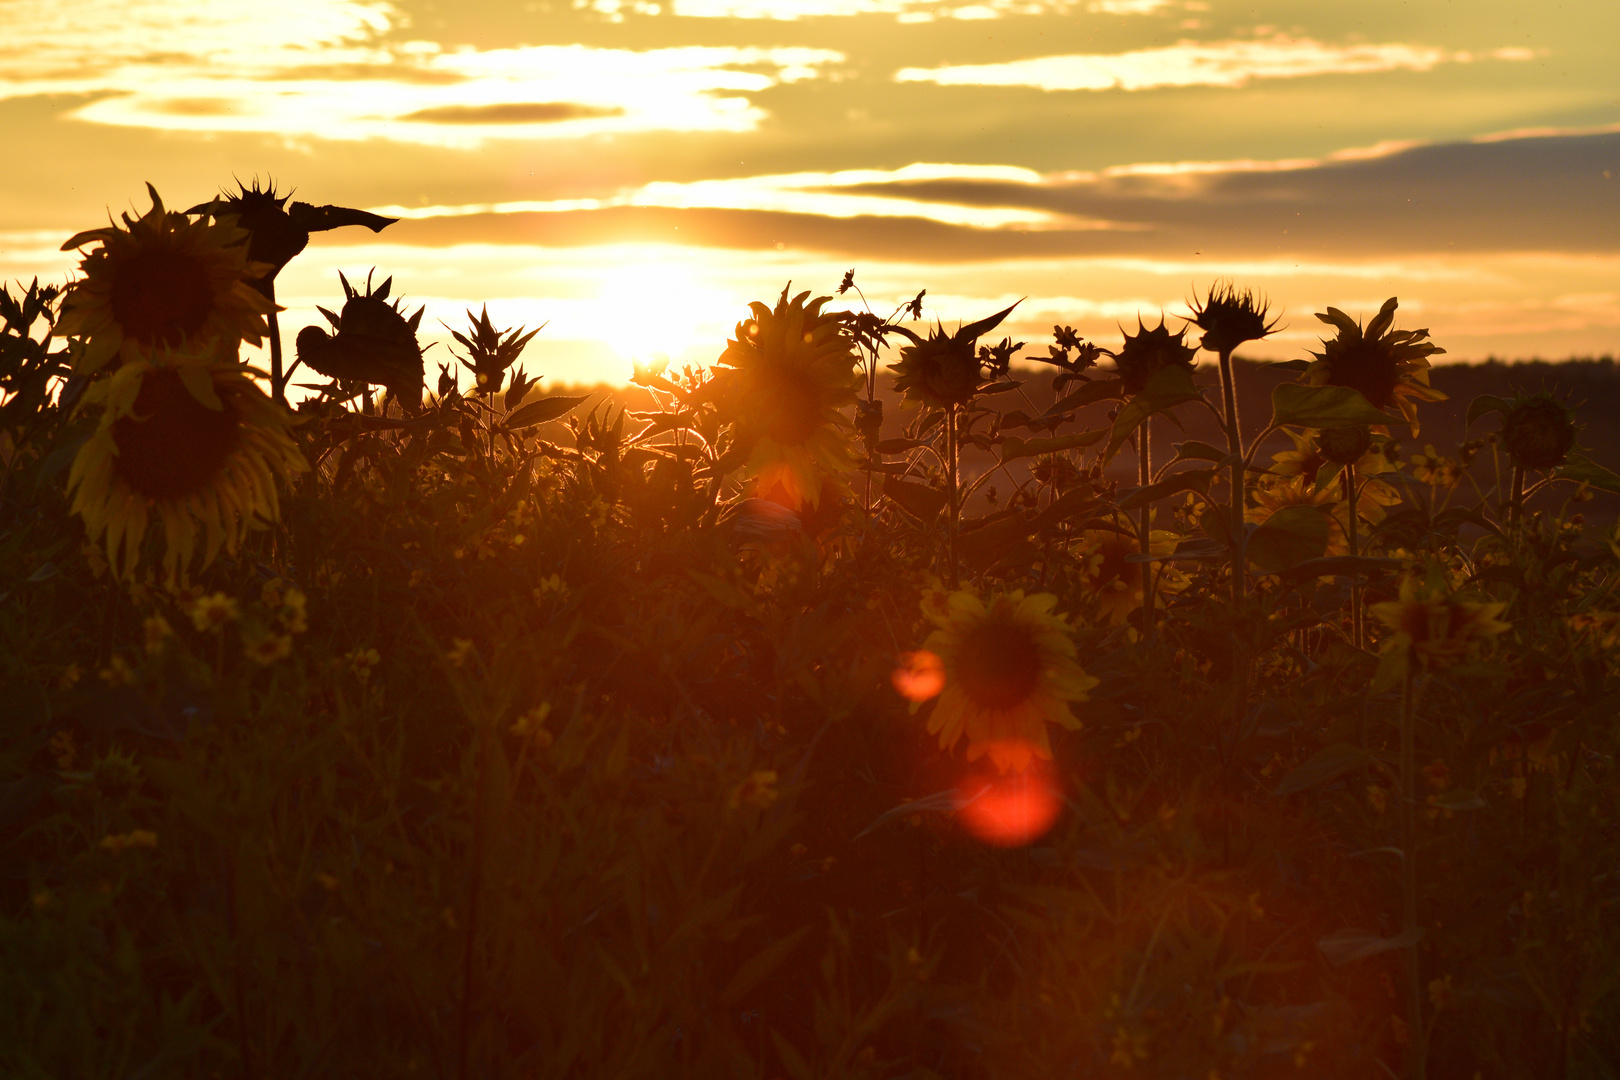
[595,258,732,369]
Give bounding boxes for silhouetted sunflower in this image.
[711,286,859,508]
[1074,526,1184,625]
[296,271,426,413]
[1112,317,1196,397]
[1498,391,1579,470]
[916,588,1097,773]
[888,300,1021,410]
[1186,280,1279,355]
[1307,297,1445,428]
[56,184,274,374]
[68,344,307,580]
[447,305,542,398]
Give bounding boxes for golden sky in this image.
[2,0,1617,385]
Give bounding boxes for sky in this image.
[1,0,1618,387]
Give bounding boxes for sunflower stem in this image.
[1138,416,1155,642]
[457,716,491,1080]
[1509,463,1526,531]
[1345,462,1362,649]
[1400,667,1426,1080]
[945,404,960,589]
[267,294,286,406]
[1217,348,1245,605]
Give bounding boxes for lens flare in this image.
[892,649,946,702]
[955,744,1061,847]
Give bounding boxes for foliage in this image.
[3,185,1620,1079]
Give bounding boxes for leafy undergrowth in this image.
[2,186,1620,1079]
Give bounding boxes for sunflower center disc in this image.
[955,621,1042,710]
[755,364,824,446]
[112,369,241,500]
[1330,341,1399,409]
[110,246,215,348]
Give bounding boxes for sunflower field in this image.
[4,183,1620,1080]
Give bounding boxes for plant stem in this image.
[457,722,491,1080]
[1139,416,1155,641]
[1509,463,1526,530]
[1400,668,1426,1080]
[1345,462,1362,649]
[1217,348,1245,604]
[267,304,286,407]
[945,404,960,588]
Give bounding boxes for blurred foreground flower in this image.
[1371,575,1510,678]
[68,350,307,580]
[914,588,1097,773]
[1307,297,1445,429]
[711,286,858,508]
[57,184,274,374]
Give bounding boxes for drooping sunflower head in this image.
[188,179,306,290]
[711,285,859,508]
[1186,280,1279,356]
[1307,297,1446,427]
[918,588,1098,773]
[1498,390,1579,471]
[68,343,307,580]
[1370,574,1510,671]
[56,184,275,375]
[296,271,426,412]
[1112,316,1197,397]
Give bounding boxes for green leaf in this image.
[1116,468,1214,510]
[721,926,810,1004]
[1266,555,1406,582]
[1000,429,1106,462]
[1317,927,1422,967]
[1370,639,1410,696]
[1273,742,1370,797]
[1553,453,1620,494]
[1269,383,1398,430]
[883,475,946,521]
[177,364,224,411]
[1265,359,1311,372]
[1034,485,1099,528]
[1053,378,1125,411]
[1465,394,1510,429]
[1169,440,1231,465]
[503,393,591,429]
[1246,505,1330,573]
[1104,365,1202,462]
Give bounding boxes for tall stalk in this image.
[1138,416,1155,641]
[267,301,287,406]
[1217,348,1245,603]
[945,404,960,588]
[1399,669,1426,1080]
[1344,462,1363,649]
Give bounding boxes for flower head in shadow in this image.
[295,270,426,413]
[1307,297,1445,429]
[888,300,1021,410]
[1112,317,1196,397]
[1186,280,1279,356]
[1499,391,1579,470]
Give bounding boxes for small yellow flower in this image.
[100,829,158,853]
[729,769,780,811]
[245,632,292,665]
[509,703,553,747]
[99,655,136,687]
[345,647,381,681]
[1367,785,1388,814]
[57,663,84,691]
[1428,975,1454,1011]
[1109,1026,1148,1067]
[49,729,76,771]
[81,541,109,580]
[445,637,477,669]
[279,586,308,634]
[188,592,239,632]
[142,614,174,656]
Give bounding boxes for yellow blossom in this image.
[188,592,239,632]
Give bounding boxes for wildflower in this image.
[534,574,569,601]
[55,184,274,374]
[295,271,426,413]
[709,286,859,508]
[1185,280,1278,355]
[141,614,173,656]
[1367,785,1388,814]
[729,769,780,811]
[245,632,292,665]
[99,829,158,854]
[58,663,84,691]
[1569,611,1620,648]
[510,703,554,747]
[81,541,109,579]
[1498,391,1579,470]
[888,300,1020,409]
[1112,316,1196,397]
[67,348,307,580]
[49,729,75,770]
[1305,297,1446,429]
[278,586,308,634]
[345,647,381,681]
[189,592,239,632]
[445,637,476,668]
[914,588,1098,773]
[1422,760,1451,791]
[99,655,136,687]
[446,304,541,398]
[1427,975,1454,1011]
[1409,445,1463,488]
[1370,574,1510,672]
[1074,528,1184,626]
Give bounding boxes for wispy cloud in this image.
[896,36,1537,91]
[592,0,1180,21]
[0,0,842,142]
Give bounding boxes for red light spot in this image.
[892,649,945,703]
[956,747,1061,847]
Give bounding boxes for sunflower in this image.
[916,588,1098,773]
[56,184,275,374]
[1112,317,1197,397]
[1306,297,1445,429]
[1498,391,1579,470]
[887,300,1021,410]
[1074,526,1184,625]
[1186,280,1279,356]
[68,343,307,580]
[1370,575,1510,671]
[710,286,859,508]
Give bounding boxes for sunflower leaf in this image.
[1273,742,1370,797]
[1104,365,1201,462]
[1465,394,1510,429]
[1000,430,1106,462]
[1270,384,1399,430]
[1553,453,1620,494]
[1317,927,1422,967]
[503,393,591,430]
[883,476,947,522]
[1116,468,1215,510]
[1246,505,1330,573]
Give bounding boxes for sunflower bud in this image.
[1113,317,1196,397]
[1187,281,1277,356]
[1499,392,1578,470]
[1315,425,1371,466]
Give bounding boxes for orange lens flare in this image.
[955,745,1061,848]
[892,649,945,703]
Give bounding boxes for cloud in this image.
[0,0,842,142]
[608,0,1177,20]
[895,35,1537,91]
